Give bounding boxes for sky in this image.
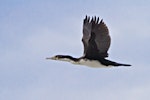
[0,0,150,100]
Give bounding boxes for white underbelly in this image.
[72,59,113,68]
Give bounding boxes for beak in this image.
[46,56,55,60]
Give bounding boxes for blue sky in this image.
[0,0,150,100]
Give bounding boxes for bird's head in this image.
[46,55,73,62]
[46,55,64,60]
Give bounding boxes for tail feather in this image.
[99,59,131,67]
[120,64,131,66]
[115,63,131,67]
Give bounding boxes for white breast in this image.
[72,59,113,68]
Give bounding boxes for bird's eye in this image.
[55,55,61,58]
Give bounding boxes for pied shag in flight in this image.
[46,16,131,68]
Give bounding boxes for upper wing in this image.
[92,17,111,57]
[82,16,111,58]
[82,16,92,55]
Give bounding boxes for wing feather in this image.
[82,16,111,58]
[92,19,111,57]
[82,16,92,54]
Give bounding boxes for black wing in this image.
[82,16,111,58]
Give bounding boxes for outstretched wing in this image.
[82,16,111,58]
[82,16,92,55]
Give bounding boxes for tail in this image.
[102,59,131,67]
[115,63,131,67]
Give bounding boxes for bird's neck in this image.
[57,55,79,62]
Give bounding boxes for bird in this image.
[46,16,131,68]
